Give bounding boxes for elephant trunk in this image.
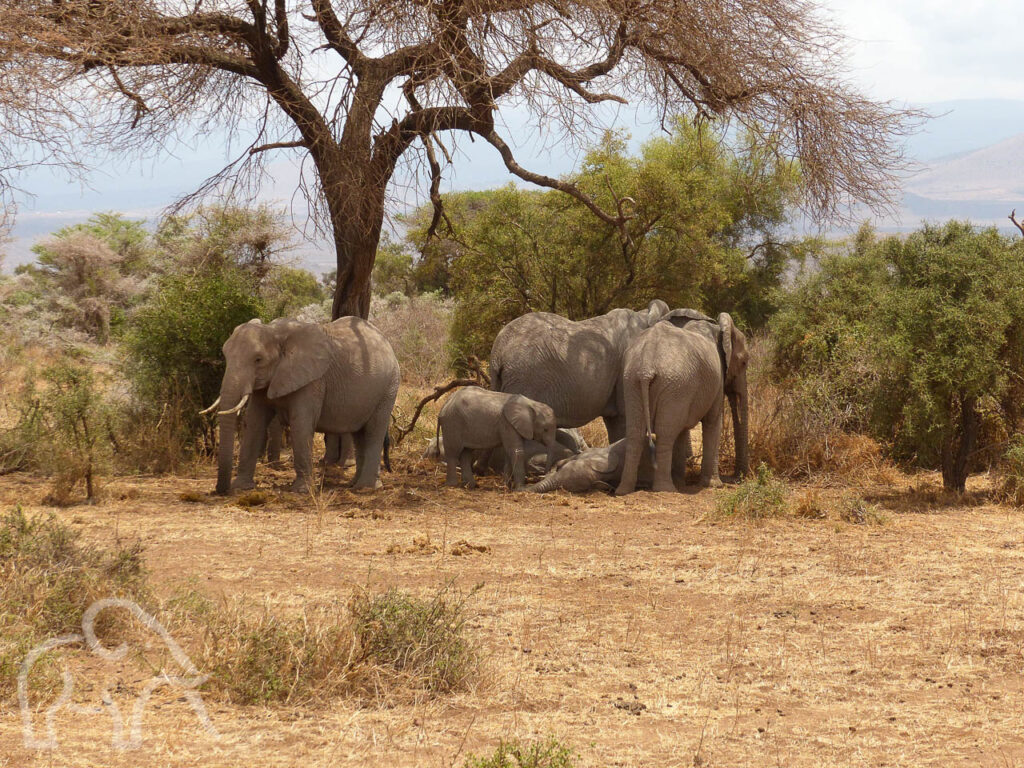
[215,374,251,495]
[729,380,750,478]
[215,413,237,495]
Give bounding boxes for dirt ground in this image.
[3,446,1024,768]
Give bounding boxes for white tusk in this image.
[217,393,250,417]
[197,397,221,415]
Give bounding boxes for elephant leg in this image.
[699,400,725,489]
[234,402,273,491]
[652,412,682,493]
[323,433,341,465]
[289,408,319,495]
[615,433,645,496]
[265,415,283,466]
[460,448,477,489]
[671,429,691,487]
[352,406,389,489]
[445,437,461,487]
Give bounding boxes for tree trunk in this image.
[940,396,979,493]
[319,157,387,321]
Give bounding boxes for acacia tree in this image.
[0,0,915,318]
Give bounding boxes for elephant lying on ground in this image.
[423,428,587,475]
[206,316,399,494]
[437,388,558,489]
[489,300,669,441]
[616,311,749,495]
[526,439,654,493]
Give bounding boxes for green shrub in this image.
[463,736,576,768]
[772,222,1024,491]
[715,464,789,519]
[261,265,325,319]
[124,267,262,433]
[996,434,1024,506]
[0,361,114,503]
[350,584,479,694]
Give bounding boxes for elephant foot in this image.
[289,479,311,495]
[701,477,724,489]
[350,477,382,490]
[614,483,634,496]
[652,480,678,493]
[232,479,256,492]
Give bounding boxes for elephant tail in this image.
[382,432,392,472]
[641,375,656,469]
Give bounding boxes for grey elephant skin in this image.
[616,310,749,494]
[488,300,670,440]
[437,388,558,489]
[213,316,400,494]
[423,428,586,475]
[527,439,654,493]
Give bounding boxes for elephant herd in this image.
[203,300,750,496]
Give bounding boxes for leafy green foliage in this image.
[402,123,809,365]
[715,464,789,519]
[772,221,1024,489]
[463,737,577,768]
[0,362,114,503]
[124,268,263,424]
[261,265,325,319]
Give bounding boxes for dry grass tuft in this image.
[349,583,480,697]
[463,736,577,768]
[170,591,356,706]
[838,496,889,526]
[0,506,147,700]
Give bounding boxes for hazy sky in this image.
[827,0,1024,102]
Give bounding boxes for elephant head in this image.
[502,396,559,473]
[717,312,750,477]
[213,318,330,494]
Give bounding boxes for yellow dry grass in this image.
[2,432,1024,767]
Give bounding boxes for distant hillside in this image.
[892,132,1024,229]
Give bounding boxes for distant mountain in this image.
[3,98,1023,269]
[903,99,1024,162]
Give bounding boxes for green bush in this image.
[0,361,114,503]
[125,267,262,421]
[463,737,576,768]
[772,222,1024,491]
[715,464,789,519]
[403,123,811,365]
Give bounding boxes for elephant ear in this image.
[502,396,535,440]
[645,299,670,326]
[267,322,331,399]
[717,312,734,380]
[663,308,713,329]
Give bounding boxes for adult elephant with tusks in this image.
[488,300,670,440]
[202,316,399,494]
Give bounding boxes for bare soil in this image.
[3,448,1024,767]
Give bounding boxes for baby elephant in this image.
[438,388,558,490]
[527,439,654,493]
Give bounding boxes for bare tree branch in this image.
[1010,210,1024,239]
